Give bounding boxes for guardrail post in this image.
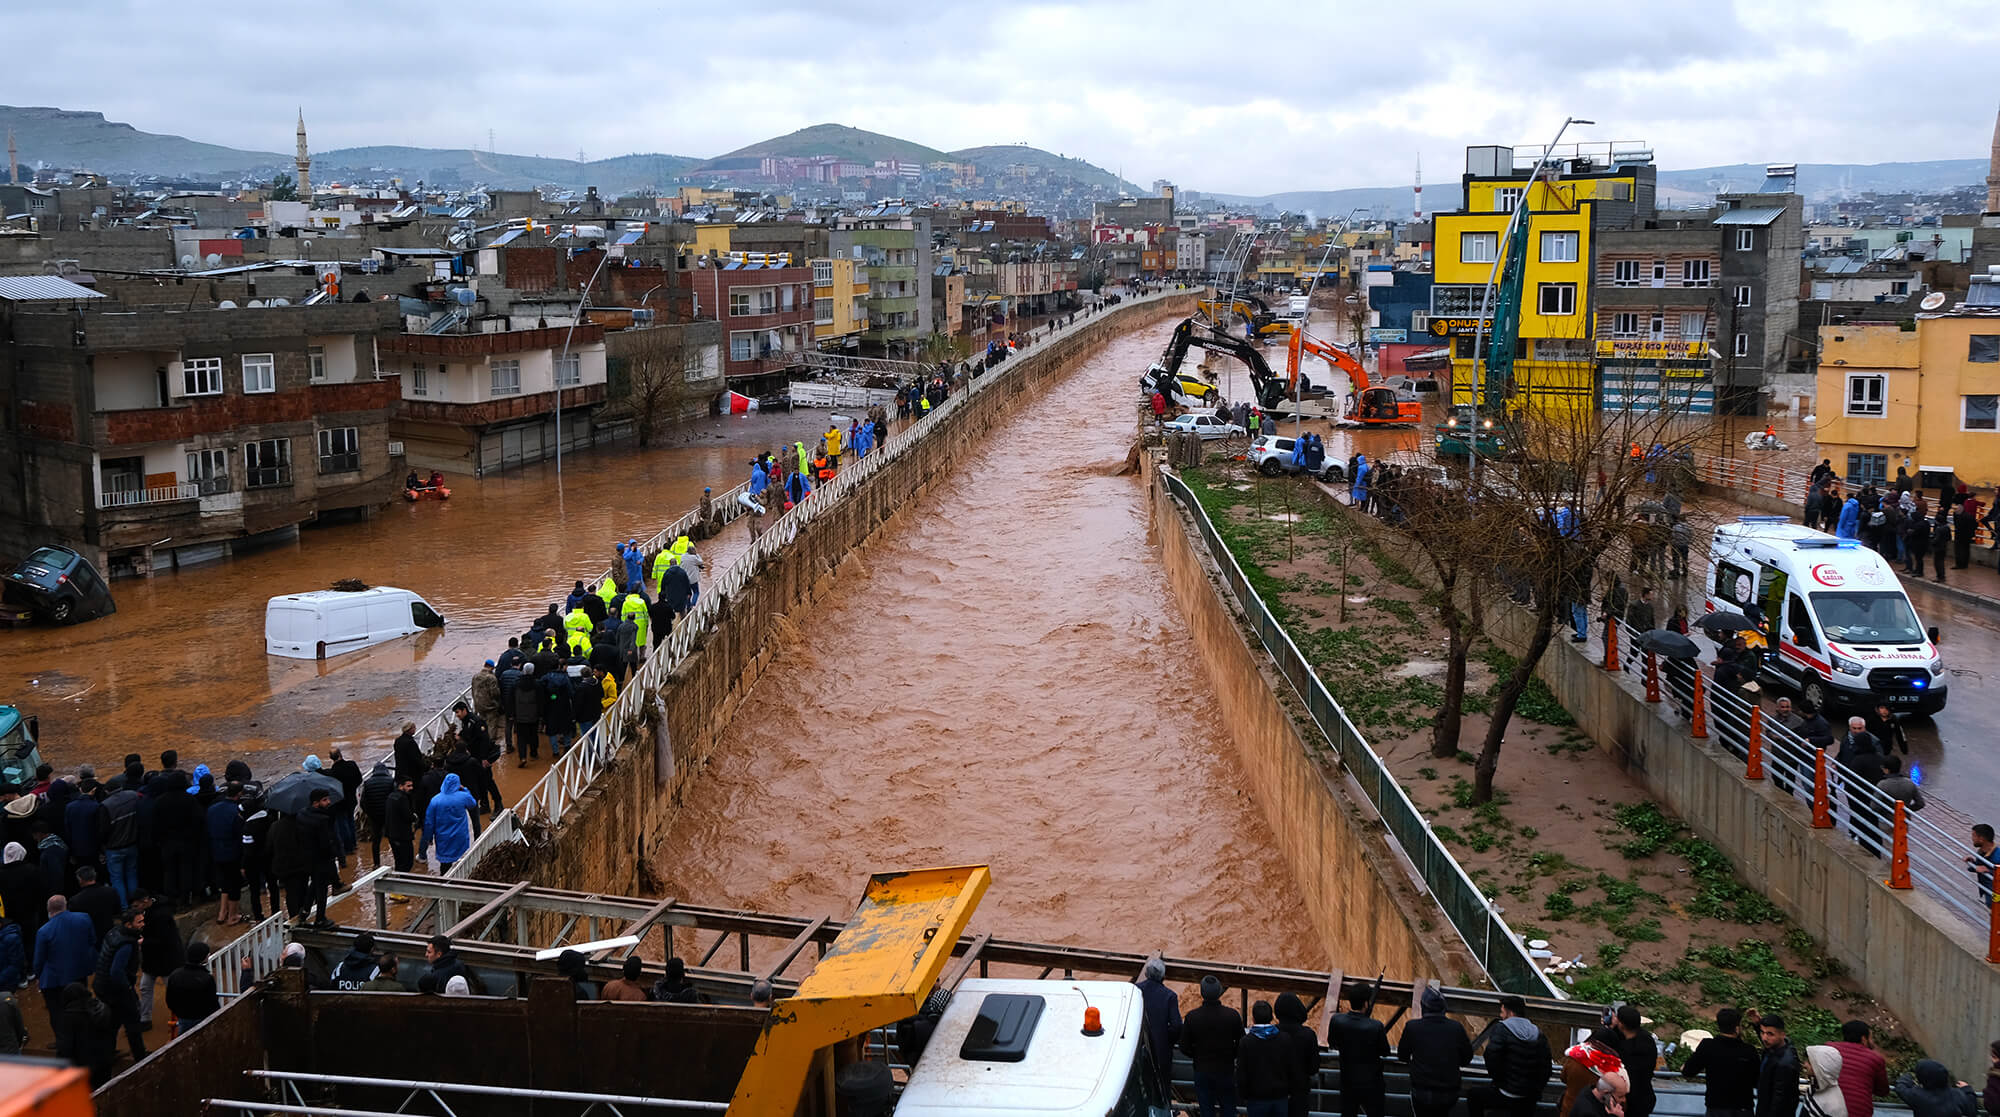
[1812,749,1833,828]
[1753,462,1763,495]
[1990,895,2000,964]
[1602,617,1620,672]
[1887,800,1912,889]
[1746,704,1765,780]
[1690,669,1708,739]
[1644,650,1660,703]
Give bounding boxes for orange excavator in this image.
[1287,328,1422,427]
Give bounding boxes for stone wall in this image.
[1142,455,1480,988]
[497,294,1201,903]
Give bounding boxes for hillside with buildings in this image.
[949,144,1139,194]
[704,124,950,169]
[0,105,283,177]
[315,148,701,192]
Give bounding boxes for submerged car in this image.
[2,546,116,625]
[1161,411,1247,440]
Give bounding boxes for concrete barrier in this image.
[1324,487,2000,1073]
[1142,454,1483,989]
[490,292,1201,900]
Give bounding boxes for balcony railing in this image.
[96,482,199,510]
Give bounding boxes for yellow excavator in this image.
[1195,293,1295,340]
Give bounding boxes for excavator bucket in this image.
[727,865,991,1116]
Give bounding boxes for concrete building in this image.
[686,253,814,380]
[1593,215,1722,414]
[1714,182,1805,408]
[811,256,870,349]
[1813,270,2000,488]
[0,277,402,573]
[381,324,609,475]
[1094,195,1173,228]
[830,204,934,355]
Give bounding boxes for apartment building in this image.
[382,323,608,475]
[831,205,935,356]
[811,256,870,349]
[687,253,814,380]
[1593,216,1722,414]
[0,277,402,573]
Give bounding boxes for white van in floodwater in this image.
[264,586,446,660]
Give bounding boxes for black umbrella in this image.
[1694,610,1760,634]
[1637,629,1701,659]
[264,770,344,815]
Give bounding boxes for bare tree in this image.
[621,325,705,447]
[1386,472,1504,759]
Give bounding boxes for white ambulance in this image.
[1706,517,1946,716]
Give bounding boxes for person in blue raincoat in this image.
[419,774,479,871]
[1289,435,1308,471]
[619,541,644,593]
[1835,494,1862,540]
[1351,453,1371,507]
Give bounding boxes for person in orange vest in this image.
[1629,441,1642,461]
[813,452,836,484]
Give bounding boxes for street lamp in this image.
[554,244,614,476]
[1467,116,1594,478]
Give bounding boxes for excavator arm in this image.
[1153,318,1290,409]
[1288,328,1423,427]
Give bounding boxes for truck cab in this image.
[1707,517,1946,716]
[895,979,1167,1117]
[1432,406,1513,460]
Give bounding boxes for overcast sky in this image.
[13,0,1999,197]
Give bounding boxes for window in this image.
[1965,394,1999,431]
[813,260,833,286]
[1733,285,1753,308]
[1734,333,1752,358]
[1651,260,1666,284]
[729,291,752,317]
[410,363,429,397]
[730,331,755,362]
[241,353,275,394]
[1890,281,1909,296]
[814,297,834,324]
[308,346,326,382]
[1969,335,2000,363]
[1845,374,1885,416]
[1612,259,1641,286]
[780,285,795,312]
[1844,453,1889,489]
[316,426,359,474]
[1612,312,1640,338]
[1786,596,1820,651]
[1736,228,1755,251]
[243,438,291,488]
[758,288,777,314]
[490,358,520,396]
[1681,259,1711,286]
[1679,311,1706,341]
[1460,232,1498,264]
[183,357,223,397]
[186,448,229,495]
[1648,314,1666,339]
[554,354,581,387]
[1537,282,1576,316]
[1539,231,1578,263]
[1494,187,1522,213]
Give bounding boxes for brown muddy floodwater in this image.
[653,321,1328,968]
[0,409,839,784]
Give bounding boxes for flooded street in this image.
[653,321,1328,967]
[2,409,836,781]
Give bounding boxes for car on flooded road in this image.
[1161,410,1246,440]
[2,545,116,625]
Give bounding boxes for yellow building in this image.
[1815,307,2000,488]
[1432,147,1652,417]
[812,257,871,348]
[685,224,734,263]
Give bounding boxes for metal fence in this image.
[1700,457,1995,546]
[1648,650,1987,927]
[1160,470,1558,997]
[498,290,1184,832]
[207,912,290,998]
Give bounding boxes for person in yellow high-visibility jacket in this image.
[598,670,618,712]
[564,606,591,636]
[648,546,673,597]
[567,628,592,659]
[594,577,618,608]
[620,591,648,658]
[823,424,843,468]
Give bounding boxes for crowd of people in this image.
[1807,460,1996,583]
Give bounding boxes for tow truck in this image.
[1147,317,1337,419]
[1287,328,1422,427]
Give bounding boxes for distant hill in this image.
[315,146,700,192]
[705,123,950,169]
[0,105,282,176]
[950,144,1141,193]
[1205,159,1992,216]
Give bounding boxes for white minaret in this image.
[294,109,312,198]
[1413,151,1422,222]
[6,129,17,186]
[1986,104,2000,216]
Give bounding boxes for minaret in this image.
[1413,151,1422,222]
[1986,104,2000,215]
[6,129,17,186]
[294,109,312,199]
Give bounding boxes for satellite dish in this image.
[1920,291,1947,310]
[216,300,238,309]
[180,254,197,269]
[271,297,291,306]
[246,299,266,308]
[205,253,222,267]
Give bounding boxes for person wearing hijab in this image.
[0,843,42,942]
[1804,1046,1850,1117]
[443,975,471,997]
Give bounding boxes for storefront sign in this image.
[1594,339,1711,361]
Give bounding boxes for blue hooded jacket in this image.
[1836,496,1861,540]
[621,547,644,588]
[749,467,770,495]
[422,774,479,864]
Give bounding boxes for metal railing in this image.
[97,481,199,508]
[1645,648,1987,927]
[499,290,1183,833]
[1161,469,1558,997]
[207,912,290,998]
